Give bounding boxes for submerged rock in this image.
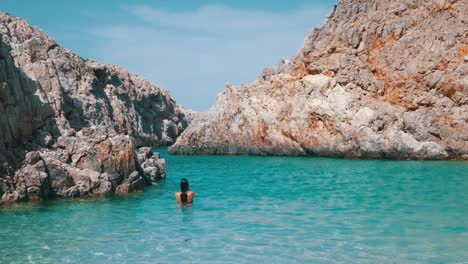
[170,0,468,160]
[0,13,179,204]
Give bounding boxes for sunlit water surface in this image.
[1,148,467,263]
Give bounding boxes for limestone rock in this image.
[0,12,182,204]
[140,149,166,183]
[1,125,168,203]
[138,147,155,163]
[170,0,468,160]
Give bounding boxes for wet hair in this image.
[180,178,190,203]
[180,178,189,193]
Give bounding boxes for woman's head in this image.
[180,178,189,192]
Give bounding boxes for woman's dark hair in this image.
[180,178,189,193]
[179,178,190,203]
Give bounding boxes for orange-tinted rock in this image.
[0,13,177,204]
[171,0,467,160]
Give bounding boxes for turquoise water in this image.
[1,148,467,264]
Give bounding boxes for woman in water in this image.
[175,178,194,204]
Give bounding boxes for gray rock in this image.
[0,12,184,204]
[138,147,153,163]
[170,0,467,160]
[140,151,166,183]
[128,171,140,183]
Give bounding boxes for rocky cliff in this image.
[170,0,468,160]
[0,12,187,204]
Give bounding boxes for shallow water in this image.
[1,148,467,263]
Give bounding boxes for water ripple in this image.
[0,148,467,263]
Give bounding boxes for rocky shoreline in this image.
[1,127,167,203]
[0,12,187,204]
[1,0,467,206]
[170,0,468,160]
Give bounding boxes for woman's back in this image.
[175,178,194,204]
[175,191,194,204]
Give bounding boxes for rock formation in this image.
[0,12,186,204]
[170,0,468,160]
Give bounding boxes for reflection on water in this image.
[177,203,193,211]
[0,147,467,264]
[177,203,194,222]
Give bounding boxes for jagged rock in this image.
[0,125,169,202]
[0,12,184,204]
[138,147,166,182]
[178,105,201,125]
[137,147,166,182]
[138,147,154,163]
[140,149,166,183]
[170,0,467,160]
[0,12,189,147]
[6,154,49,202]
[44,126,139,196]
[116,171,146,194]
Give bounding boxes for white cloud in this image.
[87,5,331,111]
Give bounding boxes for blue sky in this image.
[1,0,337,111]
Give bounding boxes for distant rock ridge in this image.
[0,12,188,204]
[170,0,468,160]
